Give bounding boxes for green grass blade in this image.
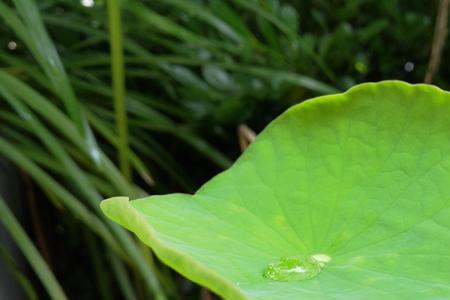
[86,110,155,186]
[0,0,101,164]
[64,54,338,94]
[0,82,103,209]
[209,0,256,43]
[109,252,139,300]
[0,196,68,300]
[0,72,169,296]
[4,0,80,128]
[0,245,39,300]
[125,0,236,54]
[0,71,133,195]
[84,232,114,300]
[158,0,243,44]
[231,0,295,37]
[0,137,122,256]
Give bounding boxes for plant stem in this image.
[424,0,450,83]
[107,0,131,180]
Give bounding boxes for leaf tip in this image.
[100,196,134,229]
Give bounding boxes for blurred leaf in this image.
[0,196,68,300]
[0,245,39,300]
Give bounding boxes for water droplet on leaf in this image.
[263,254,330,281]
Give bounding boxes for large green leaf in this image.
[101,81,450,300]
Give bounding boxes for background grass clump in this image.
[0,0,445,299]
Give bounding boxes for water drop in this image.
[263,254,330,281]
[404,61,414,72]
[7,41,17,50]
[81,0,94,7]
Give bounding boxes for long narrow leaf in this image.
[0,245,39,300]
[0,137,122,256]
[0,196,68,300]
[0,0,101,164]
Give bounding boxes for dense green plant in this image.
[0,0,444,299]
[103,81,450,300]
[0,0,174,299]
[0,196,67,300]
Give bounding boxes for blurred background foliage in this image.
[0,0,443,299]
